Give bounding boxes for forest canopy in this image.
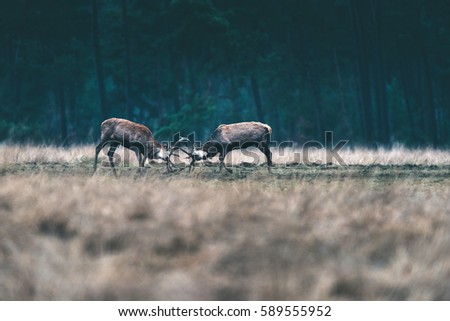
[0,0,449,146]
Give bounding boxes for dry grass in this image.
[2,143,450,166]
[1,145,450,300]
[269,144,450,166]
[0,145,93,165]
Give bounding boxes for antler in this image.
[176,138,198,172]
[166,137,194,172]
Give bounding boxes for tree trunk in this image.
[8,34,21,109]
[229,68,242,121]
[250,73,264,122]
[186,55,197,99]
[155,57,165,125]
[372,0,389,145]
[350,0,374,143]
[58,82,68,145]
[285,26,300,140]
[68,82,77,141]
[92,0,107,120]
[423,54,438,146]
[304,56,324,139]
[399,59,417,144]
[170,51,181,113]
[121,0,132,120]
[414,0,437,146]
[333,50,352,137]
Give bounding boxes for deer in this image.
[93,118,185,175]
[186,121,273,173]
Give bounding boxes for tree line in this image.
[1,0,449,146]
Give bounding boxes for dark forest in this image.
[1,0,449,146]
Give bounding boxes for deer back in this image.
[210,122,271,145]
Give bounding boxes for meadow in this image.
[1,144,450,300]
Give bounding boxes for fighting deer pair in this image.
[93,118,273,175]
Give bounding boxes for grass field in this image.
[1,144,450,300]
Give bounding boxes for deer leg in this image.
[135,150,144,174]
[107,143,119,175]
[93,141,104,173]
[260,143,273,172]
[134,149,144,167]
[218,155,224,172]
[220,150,233,173]
[185,154,195,173]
